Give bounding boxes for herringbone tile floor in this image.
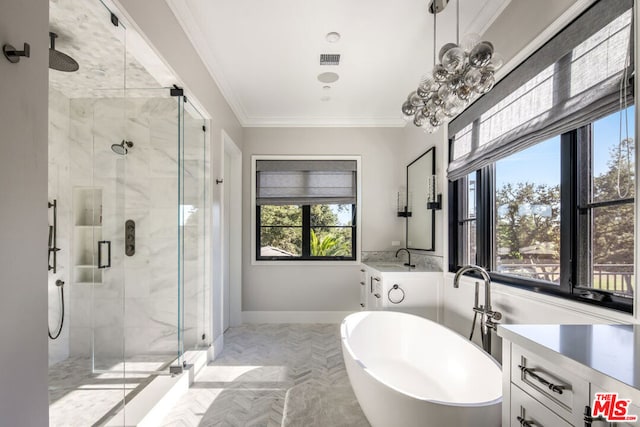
[160,324,369,427]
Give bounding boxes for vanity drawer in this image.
[511,383,572,427]
[511,344,589,423]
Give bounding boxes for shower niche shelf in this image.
[73,187,103,284]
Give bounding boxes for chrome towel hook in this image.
[3,42,30,64]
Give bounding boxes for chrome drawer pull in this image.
[360,281,365,286]
[516,416,536,427]
[518,365,565,395]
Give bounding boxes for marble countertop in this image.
[498,324,640,391]
[362,261,439,273]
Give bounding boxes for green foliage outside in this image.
[496,138,634,289]
[260,204,352,257]
[310,229,350,256]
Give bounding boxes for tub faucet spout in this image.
[453,265,501,354]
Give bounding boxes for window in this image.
[495,137,561,283]
[255,159,358,261]
[448,0,634,311]
[577,108,635,297]
[455,172,477,266]
[451,107,635,311]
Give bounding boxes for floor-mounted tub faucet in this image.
[453,265,502,354]
[395,248,415,268]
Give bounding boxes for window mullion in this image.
[477,165,494,270]
[302,205,311,257]
[576,125,592,288]
[560,130,578,293]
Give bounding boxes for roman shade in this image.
[448,0,633,181]
[256,160,357,205]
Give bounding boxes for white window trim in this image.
[251,154,362,266]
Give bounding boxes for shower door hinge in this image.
[110,13,119,27]
[183,95,188,103]
[170,85,184,97]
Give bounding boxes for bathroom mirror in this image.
[406,147,436,251]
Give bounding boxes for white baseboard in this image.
[241,311,355,324]
[209,334,224,361]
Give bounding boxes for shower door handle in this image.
[98,240,111,269]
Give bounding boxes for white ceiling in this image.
[167,0,510,127]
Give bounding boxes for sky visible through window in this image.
[496,106,635,188]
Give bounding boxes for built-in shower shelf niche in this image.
[73,187,103,284]
[73,187,103,226]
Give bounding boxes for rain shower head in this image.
[49,32,79,72]
[111,140,133,155]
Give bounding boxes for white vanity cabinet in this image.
[499,324,640,427]
[360,263,441,321]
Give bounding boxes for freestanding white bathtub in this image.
[341,311,501,427]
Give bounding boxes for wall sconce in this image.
[426,175,442,210]
[397,190,412,217]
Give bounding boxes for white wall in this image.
[242,128,406,317]
[114,0,244,344]
[0,0,50,424]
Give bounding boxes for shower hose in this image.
[48,280,65,340]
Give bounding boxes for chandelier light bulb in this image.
[442,47,465,72]
[438,43,458,62]
[469,42,494,68]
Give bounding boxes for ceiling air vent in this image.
[320,54,340,66]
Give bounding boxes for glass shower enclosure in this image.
[48,0,210,424]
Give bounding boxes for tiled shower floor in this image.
[48,355,174,427]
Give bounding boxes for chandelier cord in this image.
[433,4,437,67]
[456,0,460,46]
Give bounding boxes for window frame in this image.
[251,155,362,265]
[449,120,634,313]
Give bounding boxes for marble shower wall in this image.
[60,95,209,361]
[48,88,72,366]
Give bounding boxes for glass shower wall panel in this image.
[180,101,209,353]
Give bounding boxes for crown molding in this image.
[242,116,407,128]
[165,0,250,126]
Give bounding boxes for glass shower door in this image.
[122,88,181,374]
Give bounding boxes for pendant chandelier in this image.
[402,0,503,133]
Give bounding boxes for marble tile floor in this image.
[49,354,174,426]
[160,324,370,427]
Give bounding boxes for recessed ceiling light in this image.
[326,32,341,43]
[321,96,331,102]
[323,85,331,90]
[317,72,339,83]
